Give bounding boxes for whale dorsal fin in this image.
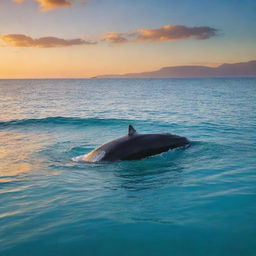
[128,125,136,136]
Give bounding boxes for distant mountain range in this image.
[96,60,256,78]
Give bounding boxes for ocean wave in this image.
[0,116,134,129]
[0,116,185,130]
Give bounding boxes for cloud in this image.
[11,0,78,11]
[137,25,218,41]
[101,25,218,44]
[0,34,96,48]
[101,32,128,44]
[1,25,218,49]
[36,0,71,11]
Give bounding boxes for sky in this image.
[0,0,255,78]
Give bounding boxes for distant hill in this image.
[97,60,256,78]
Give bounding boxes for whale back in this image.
[74,125,189,162]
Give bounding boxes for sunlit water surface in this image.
[0,78,255,256]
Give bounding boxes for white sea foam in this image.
[72,150,106,163]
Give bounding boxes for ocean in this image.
[0,78,255,256]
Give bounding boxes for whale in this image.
[73,125,190,163]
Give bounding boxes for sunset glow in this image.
[1,0,256,78]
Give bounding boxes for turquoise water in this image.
[0,78,255,256]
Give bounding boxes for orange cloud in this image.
[137,25,218,41]
[12,0,76,11]
[101,32,128,44]
[0,34,96,48]
[101,25,218,44]
[36,0,71,11]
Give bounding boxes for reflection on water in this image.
[0,131,52,178]
[111,152,186,191]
